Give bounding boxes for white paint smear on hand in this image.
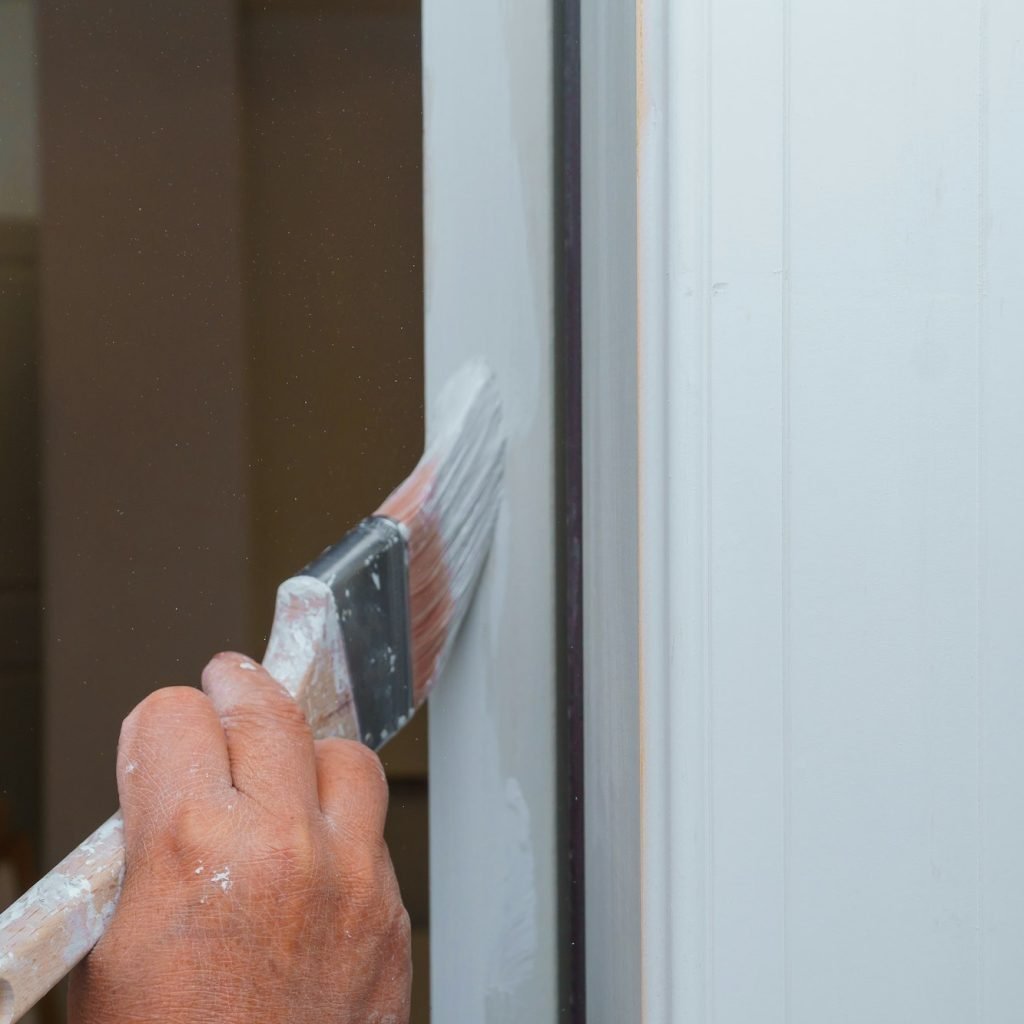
[210,867,232,893]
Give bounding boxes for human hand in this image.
[68,652,411,1024]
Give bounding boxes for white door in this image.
[584,0,1024,1021]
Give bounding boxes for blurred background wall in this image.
[1,0,429,1018]
[0,0,42,955]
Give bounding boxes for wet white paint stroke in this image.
[487,778,536,995]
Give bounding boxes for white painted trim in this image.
[583,0,758,1015]
[583,0,728,1015]
[637,0,713,1018]
[422,1,560,1020]
[580,2,643,1020]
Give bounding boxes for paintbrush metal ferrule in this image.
[299,517,414,749]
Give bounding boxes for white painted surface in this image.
[423,1,559,1020]
[625,0,1024,1021]
[580,3,642,1022]
[0,0,38,218]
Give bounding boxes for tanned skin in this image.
[68,652,411,1024]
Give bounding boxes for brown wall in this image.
[244,1,424,609]
[36,0,251,861]
[33,0,428,1018]
[241,4,428,1016]
[0,220,41,851]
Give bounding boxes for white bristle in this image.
[377,362,504,700]
[425,363,505,635]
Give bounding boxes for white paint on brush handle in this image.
[0,813,124,1024]
[0,575,357,1024]
[263,575,360,742]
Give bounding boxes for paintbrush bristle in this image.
[377,364,504,704]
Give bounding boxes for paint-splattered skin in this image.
[64,654,411,1024]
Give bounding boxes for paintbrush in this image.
[0,364,504,1024]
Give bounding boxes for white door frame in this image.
[580,2,643,1021]
[423,2,561,1020]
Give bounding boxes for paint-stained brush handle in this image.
[0,815,124,1024]
[0,577,357,1024]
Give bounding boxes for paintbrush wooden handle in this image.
[0,577,357,1024]
[0,813,124,1024]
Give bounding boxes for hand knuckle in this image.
[167,799,215,853]
[241,692,307,733]
[319,743,390,841]
[389,899,412,948]
[274,693,310,732]
[120,686,207,753]
[338,741,389,796]
[267,820,320,878]
[206,649,265,679]
[334,835,395,901]
[343,869,384,912]
[130,685,206,727]
[210,649,246,667]
[223,705,309,761]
